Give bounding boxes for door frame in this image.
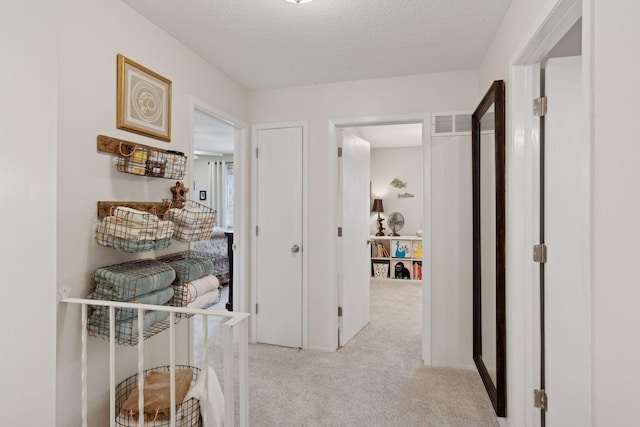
[251,121,309,347]
[187,96,250,358]
[507,0,592,424]
[328,113,432,364]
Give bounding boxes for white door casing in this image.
[544,56,590,426]
[338,130,371,346]
[254,125,304,348]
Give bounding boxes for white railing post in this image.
[137,308,145,426]
[239,320,249,427]
[109,306,115,427]
[169,312,176,427]
[81,304,88,427]
[223,323,234,427]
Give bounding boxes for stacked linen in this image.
[87,259,176,344]
[165,204,216,242]
[164,257,220,314]
[96,206,174,253]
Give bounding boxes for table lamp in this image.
[371,198,385,236]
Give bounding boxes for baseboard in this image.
[305,345,334,352]
[430,361,477,371]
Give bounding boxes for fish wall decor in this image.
[398,193,414,198]
[390,178,406,188]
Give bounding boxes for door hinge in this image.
[338,306,343,317]
[338,147,343,158]
[338,227,343,237]
[533,244,547,263]
[256,226,259,236]
[533,96,548,117]
[534,389,548,411]
[255,147,259,159]
[256,303,259,314]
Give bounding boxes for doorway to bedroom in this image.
[336,121,425,358]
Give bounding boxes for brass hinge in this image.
[533,244,547,263]
[338,227,343,237]
[256,303,259,315]
[534,389,548,411]
[256,226,259,236]
[338,306,343,317]
[338,147,343,157]
[255,147,259,158]
[533,96,548,117]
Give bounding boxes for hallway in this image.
[196,281,498,426]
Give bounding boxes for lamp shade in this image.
[371,198,384,213]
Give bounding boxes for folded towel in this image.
[186,289,220,309]
[88,286,175,322]
[166,207,215,227]
[98,217,157,240]
[184,366,224,427]
[185,275,219,299]
[93,259,176,301]
[165,258,214,285]
[113,206,160,226]
[88,310,169,340]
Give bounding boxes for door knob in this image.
[291,245,300,253]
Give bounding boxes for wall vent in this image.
[431,112,473,136]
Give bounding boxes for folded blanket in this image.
[172,225,215,242]
[88,286,174,322]
[184,275,219,300]
[122,369,194,422]
[88,310,169,341]
[93,259,176,301]
[96,235,172,253]
[165,258,214,285]
[186,289,220,309]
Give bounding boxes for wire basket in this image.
[113,142,187,180]
[115,365,202,427]
[96,206,174,253]
[157,251,224,318]
[163,200,216,242]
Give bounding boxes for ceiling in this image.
[194,109,235,155]
[355,124,422,148]
[120,0,512,90]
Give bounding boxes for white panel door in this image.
[545,56,590,426]
[339,131,371,346]
[256,126,303,348]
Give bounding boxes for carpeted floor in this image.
[194,280,499,426]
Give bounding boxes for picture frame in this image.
[199,190,207,201]
[117,54,172,142]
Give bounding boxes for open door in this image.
[338,129,371,347]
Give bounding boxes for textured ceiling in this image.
[356,124,422,149]
[120,0,512,90]
[194,109,235,155]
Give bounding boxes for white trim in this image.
[188,96,250,359]
[328,113,432,364]
[251,121,309,348]
[507,0,593,425]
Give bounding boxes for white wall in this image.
[370,146,423,236]
[250,70,479,366]
[592,0,640,424]
[56,0,249,425]
[0,2,58,424]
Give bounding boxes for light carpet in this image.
[194,280,499,426]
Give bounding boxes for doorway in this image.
[188,98,249,364]
[509,2,592,424]
[329,114,432,364]
[338,123,424,349]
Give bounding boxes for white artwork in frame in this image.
[117,54,172,142]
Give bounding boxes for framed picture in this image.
[117,54,172,142]
[199,190,207,201]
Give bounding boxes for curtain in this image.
[208,161,234,228]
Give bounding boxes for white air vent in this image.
[431,112,473,136]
